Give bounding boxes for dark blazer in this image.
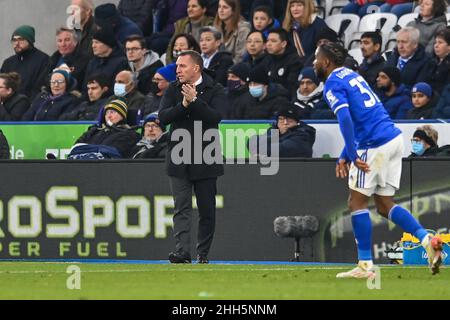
[159,73,225,180]
[204,51,234,87]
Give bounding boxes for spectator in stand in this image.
[73,99,140,158]
[22,70,80,121]
[251,5,281,38]
[166,33,201,65]
[47,27,90,92]
[282,0,329,60]
[226,62,255,119]
[70,0,97,57]
[418,28,450,95]
[148,0,189,55]
[385,27,429,89]
[126,35,163,95]
[376,67,413,119]
[94,3,143,47]
[408,125,441,157]
[243,31,269,68]
[293,67,333,119]
[59,74,111,121]
[107,70,146,116]
[118,0,154,36]
[248,104,316,158]
[432,84,450,118]
[214,0,251,63]
[341,0,385,17]
[265,28,303,98]
[241,0,274,20]
[359,31,386,89]
[200,27,233,86]
[407,82,438,119]
[1,25,49,100]
[380,0,415,18]
[407,0,447,55]
[83,28,129,91]
[0,130,9,159]
[131,112,169,159]
[168,0,215,49]
[245,65,290,119]
[302,26,339,67]
[0,73,30,121]
[146,64,177,114]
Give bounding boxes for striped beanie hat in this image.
[104,99,128,119]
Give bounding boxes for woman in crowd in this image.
[0,72,30,121]
[165,33,201,64]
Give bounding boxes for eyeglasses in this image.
[152,78,165,82]
[50,80,66,86]
[126,47,142,52]
[145,124,160,129]
[411,138,422,143]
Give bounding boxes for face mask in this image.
[106,120,114,127]
[227,80,242,91]
[412,141,425,156]
[150,82,160,95]
[249,85,264,98]
[114,83,127,97]
[173,50,181,59]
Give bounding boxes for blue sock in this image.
[389,205,429,242]
[351,210,373,261]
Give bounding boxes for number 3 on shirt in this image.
[349,76,380,108]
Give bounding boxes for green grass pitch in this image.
[0,262,448,300]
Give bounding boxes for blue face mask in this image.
[249,85,264,98]
[412,141,425,156]
[114,83,127,97]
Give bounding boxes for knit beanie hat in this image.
[104,99,128,119]
[275,104,300,122]
[93,28,117,48]
[95,3,120,28]
[229,62,251,82]
[314,26,338,45]
[381,66,401,87]
[248,65,270,85]
[12,25,35,44]
[413,129,437,147]
[143,112,166,131]
[156,63,177,82]
[52,69,74,89]
[412,82,432,98]
[298,67,320,86]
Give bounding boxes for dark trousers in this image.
[169,176,218,258]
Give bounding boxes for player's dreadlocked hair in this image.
[319,42,348,67]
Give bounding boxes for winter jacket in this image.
[114,16,144,46]
[226,85,256,120]
[118,0,154,36]
[59,96,109,121]
[245,83,290,120]
[204,51,234,87]
[130,51,164,95]
[145,93,163,115]
[155,0,189,35]
[407,15,447,55]
[75,16,97,57]
[47,46,91,91]
[220,20,251,64]
[359,53,386,90]
[107,89,147,114]
[84,47,130,91]
[293,84,334,120]
[76,122,140,158]
[0,47,49,100]
[432,84,450,119]
[385,45,429,89]
[159,73,225,180]
[243,52,270,69]
[248,121,316,158]
[0,130,9,159]
[406,94,439,120]
[417,54,450,95]
[131,131,169,159]
[22,92,80,121]
[266,48,304,98]
[408,145,441,158]
[0,92,30,121]
[288,15,328,58]
[254,18,281,39]
[379,84,414,119]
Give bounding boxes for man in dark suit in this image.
[159,50,226,264]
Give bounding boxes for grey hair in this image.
[199,26,222,41]
[56,27,79,43]
[398,27,420,45]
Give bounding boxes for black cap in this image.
[95,3,120,28]
[275,104,300,122]
[314,26,338,45]
[380,66,401,87]
[93,28,117,48]
[229,62,251,82]
[248,66,269,85]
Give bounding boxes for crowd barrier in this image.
[0,159,448,263]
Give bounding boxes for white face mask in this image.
[114,83,127,97]
[106,120,114,127]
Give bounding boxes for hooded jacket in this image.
[118,0,154,36]
[130,51,164,95]
[407,15,447,55]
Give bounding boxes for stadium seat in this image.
[446,13,450,25]
[348,13,398,49]
[385,13,417,51]
[397,13,418,28]
[347,48,364,65]
[324,0,351,16]
[325,14,360,49]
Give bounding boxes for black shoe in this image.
[197,255,209,264]
[168,252,192,264]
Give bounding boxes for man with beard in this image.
[314,42,443,278]
[376,67,413,120]
[359,31,385,90]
